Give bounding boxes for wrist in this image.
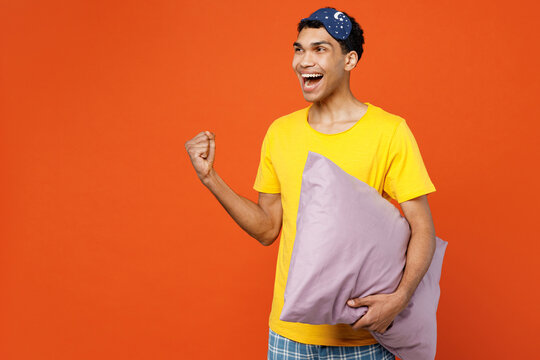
[393,289,411,309]
[201,168,218,186]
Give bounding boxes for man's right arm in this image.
[185,130,282,246]
[202,169,283,246]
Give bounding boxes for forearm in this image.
[201,169,274,245]
[395,224,436,303]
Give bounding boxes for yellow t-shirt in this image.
[253,102,436,346]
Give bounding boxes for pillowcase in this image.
[279,151,448,360]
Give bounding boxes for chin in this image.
[302,92,325,103]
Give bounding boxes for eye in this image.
[294,48,302,53]
[317,47,325,52]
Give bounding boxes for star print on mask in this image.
[300,7,352,40]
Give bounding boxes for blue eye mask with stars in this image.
[300,7,352,40]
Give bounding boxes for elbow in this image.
[260,237,275,247]
[259,232,278,247]
[257,218,281,247]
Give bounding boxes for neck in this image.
[310,79,364,122]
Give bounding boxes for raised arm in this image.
[185,130,283,246]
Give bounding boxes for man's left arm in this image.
[347,194,436,333]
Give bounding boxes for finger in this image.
[349,307,370,327]
[189,144,209,159]
[377,323,391,334]
[206,131,215,162]
[200,141,209,159]
[188,143,209,153]
[351,315,371,331]
[348,297,370,307]
[191,132,212,145]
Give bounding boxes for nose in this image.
[300,51,315,68]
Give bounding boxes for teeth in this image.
[301,73,323,78]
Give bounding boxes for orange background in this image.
[1,0,538,359]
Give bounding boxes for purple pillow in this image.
[279,151,448,360]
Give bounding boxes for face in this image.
[292,27,355,102]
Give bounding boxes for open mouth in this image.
[302,73,324,90]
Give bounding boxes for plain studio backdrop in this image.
[1,0,538,359]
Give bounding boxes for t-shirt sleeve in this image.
[253,125,281,193]
[383,120,436,203]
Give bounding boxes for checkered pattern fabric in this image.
[268,328,396,360]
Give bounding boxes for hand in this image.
[346,292,407,334]
[185,131,216,182]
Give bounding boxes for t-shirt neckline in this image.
[304,102,372,137]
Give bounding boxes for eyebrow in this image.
[293,41,333,48]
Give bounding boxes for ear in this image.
[344,50,358,71]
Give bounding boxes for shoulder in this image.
[368,103,407,132]
[266,105,310,135]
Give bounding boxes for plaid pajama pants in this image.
[268,328,396,360]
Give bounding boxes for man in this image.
[185,7,436,360]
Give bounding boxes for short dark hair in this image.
[297,8,365,61]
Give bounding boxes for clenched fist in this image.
[185,130,216,182]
